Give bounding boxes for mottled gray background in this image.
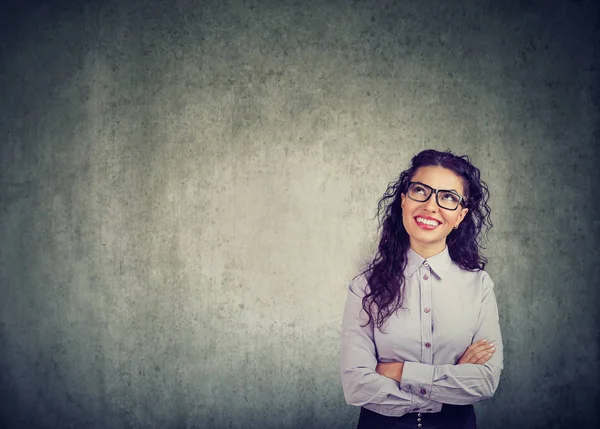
[1,0,598,428]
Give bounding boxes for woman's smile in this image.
[414,215,442,230]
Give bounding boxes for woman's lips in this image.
[414,216,441,230]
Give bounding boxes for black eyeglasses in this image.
[406,182,465,211]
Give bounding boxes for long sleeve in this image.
[399,274,503,405]
[339,277,443,416]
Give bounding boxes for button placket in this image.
[420,264,434,367]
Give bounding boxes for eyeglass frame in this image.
[406,181,466,211]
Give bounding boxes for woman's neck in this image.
[409,241,446,259]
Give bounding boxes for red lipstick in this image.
[414,215,442,230]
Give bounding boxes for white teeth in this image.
[416,217,440,227]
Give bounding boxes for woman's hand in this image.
[457,339,495,365]
[375,362,404,382]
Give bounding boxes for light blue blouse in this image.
[339,246,503,417]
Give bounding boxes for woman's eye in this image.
[440,192,459,202]
[413,186,426,194]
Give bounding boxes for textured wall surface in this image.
[1,0,598,428]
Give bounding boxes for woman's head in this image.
[398,150,491,263]
[400,165,469,258]
[362,149,492,328]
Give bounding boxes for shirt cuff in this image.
[400,362,434,400]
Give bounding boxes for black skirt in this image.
[356,404,476,429]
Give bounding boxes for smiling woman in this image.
[339,150,502,429]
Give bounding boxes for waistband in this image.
[357,404,476,429]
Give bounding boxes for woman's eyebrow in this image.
[418,182,459,193]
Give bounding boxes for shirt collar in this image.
[405,246,453,279]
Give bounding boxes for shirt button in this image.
[423,274,429,280]
[423,261,429,267]
[420,388,427,395]
[417,418,422,422]
[417,413,422,417]
[425,342,431,348]
[418,424,422,428]
[424,307,430,313]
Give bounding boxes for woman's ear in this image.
[455,208,469,228]
[400,193,405,209]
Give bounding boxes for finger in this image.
[474,350,494,365]
[465,345,495,364]
[462,341,489,362]
[473,345,495,364]
[474,345,494,361]
[471,341,494,357]
[469,339,487,350]
[459,339,492,364]
[468,339,488,352]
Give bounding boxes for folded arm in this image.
[397,276,504,405]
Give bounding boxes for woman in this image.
[340,149,503,429]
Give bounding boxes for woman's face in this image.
[401,166,469,257]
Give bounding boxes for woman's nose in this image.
[423,194,438,211]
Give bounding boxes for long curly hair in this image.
[362,149,493,329]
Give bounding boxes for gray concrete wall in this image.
[1,0,598,428]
